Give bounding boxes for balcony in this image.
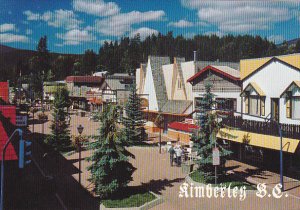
[222,116,300,140]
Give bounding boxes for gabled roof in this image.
[195,61,239,72]
[280,81,300,98]
[240,82,265,97]
[105,78,126,90]
[242,57,300,81]
[66,76,103,83]
[187,65,240,83]
[149,56,170,110]
[240,53,300,79]
[161,100,192,115]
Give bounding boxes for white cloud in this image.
[0,24,16,32]
[25,29,33,35]
[168,20,194,28]
[73,0,120,17]
[204,31,225,37]
[24,9,82,30]
[0,33,29,43]
[99,39,112,45]
[94,10,165,36]
[268,35,284,44]
[181,0,298,33]
[129,27,158,40]
[56,29,96,45]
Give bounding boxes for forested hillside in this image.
[1,32,300,84]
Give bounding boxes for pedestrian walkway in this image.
[226,160,300,199]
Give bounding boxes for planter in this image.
[99,191,163,210]
[181,163,194,174]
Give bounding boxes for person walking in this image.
[168,144,175,166]
[175,146,183,166]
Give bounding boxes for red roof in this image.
[0,82,9,103]
[0,106,17,160]
[168,121,199,133]
[187,65,240,83]
[66,76,103,83]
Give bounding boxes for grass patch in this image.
[190,170,256,190]
[102,192,156,208]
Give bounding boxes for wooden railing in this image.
[222,116,300,140]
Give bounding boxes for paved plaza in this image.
[30,111,300,210]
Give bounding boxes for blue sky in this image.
[0,0,299,54]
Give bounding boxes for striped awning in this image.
[217,128,300,153]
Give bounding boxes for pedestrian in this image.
[168,144,175,166]
[175,146,183,166]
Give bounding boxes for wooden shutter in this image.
[286,98,291,118]
[245,97,249,114]
[260,97,265,116]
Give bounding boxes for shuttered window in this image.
[260,98,265,116]
[245,97,249,114]
[286,98,291,118]
[292,97,300,119]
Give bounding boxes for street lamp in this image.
[77,124,84,185]
[157,109,163,154]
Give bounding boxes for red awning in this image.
[0,106,17,160]
[168,121,199,133]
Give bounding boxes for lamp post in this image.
[157,109,163,154]
[77,124,84,185]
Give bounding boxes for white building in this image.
[241,57,300,125]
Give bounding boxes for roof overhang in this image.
[280,81,300,98]
[218,128,300,153]
[187,65,240,84]
[240,82,265,97]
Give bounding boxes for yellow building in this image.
[219,54,300,173]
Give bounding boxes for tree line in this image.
[2,32,300,89]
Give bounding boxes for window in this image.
[216,98,237,111]
[249,96,260,116]
[178,78,182,89]
[292,97,300,119]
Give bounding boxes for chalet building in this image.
[101,73,134,106]
[136,56,194,133]
[218,54,300,173]
[65,76,104,110]
[187,63,241,115]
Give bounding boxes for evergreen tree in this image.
[122,84,145,144]
[45,88,71,151]
[87,105,135,198]
[192,83,231,182]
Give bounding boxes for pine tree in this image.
[87,105,135,198]
[122,84,145,145]
[192,82,232,182]
[45,88,71,151]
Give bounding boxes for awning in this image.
[280,81,300,98]
[240,82,265,97]
[217,128,300,153]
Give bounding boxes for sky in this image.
[0,0,299,54]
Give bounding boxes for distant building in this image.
[65,76,104,110]
[101,73,134,106]
[43,81,66,101]
[188,63,241,116]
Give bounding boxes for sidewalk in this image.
[226,160,300,199]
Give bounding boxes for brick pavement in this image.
[31,113,300,210]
